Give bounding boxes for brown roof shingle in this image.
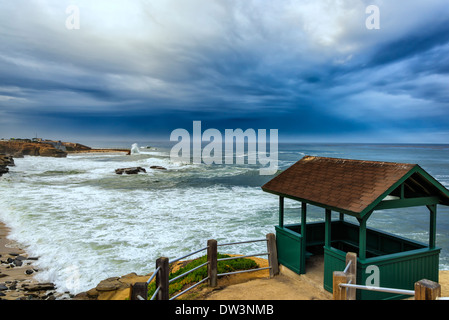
[262,156,416,215]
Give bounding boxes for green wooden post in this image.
[358,217,367,260]
[428,204,437,249]
[325,209,332,249]
[300,202,307,273]
[279,196,284,228]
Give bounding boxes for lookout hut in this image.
[262,156,449,300]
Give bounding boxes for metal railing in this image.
[339,283,415,296]
[167,245,210,301]
[216,238,273,277]
[132,233,279,300]
[333,252,444,300]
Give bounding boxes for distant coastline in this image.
[0,139,130,158]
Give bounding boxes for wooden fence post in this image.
[266,233,279,277]
[414,279,441,300]
[333,271,348,300]
[207,239,218,287]
[345,252,357,300]
[156,257,169,300]
[130,282,148,300]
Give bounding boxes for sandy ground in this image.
[190,255,333,300]
[181,253,449,300]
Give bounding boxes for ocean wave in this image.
[2,143,449,294]
[0,174,278,293]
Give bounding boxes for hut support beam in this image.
[300,202,307,272]
[279,196,284,228]
[358,217,367,260]
[427,204,437,249]
[325,209,332,249]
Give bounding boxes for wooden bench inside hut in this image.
[262,156,449,300]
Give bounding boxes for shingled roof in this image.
[262,156,449,218]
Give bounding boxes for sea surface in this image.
[0,142,449,294]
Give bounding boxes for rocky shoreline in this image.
[0,155,14,177]
[0,222,72,300]
[0,141,68,158]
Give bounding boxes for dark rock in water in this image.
[0,166,8,177]
[150,165,167,170]
[0,154,15,177]
[0,155,15,167]
[115,167,147,175]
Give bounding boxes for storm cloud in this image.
[1,0,449,143]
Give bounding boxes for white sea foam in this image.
[0,153,281,293]
[1,144,449,294]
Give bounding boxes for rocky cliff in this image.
[0,154,15,177]
[0,141,67,158]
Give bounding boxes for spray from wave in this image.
[130,143,140,155]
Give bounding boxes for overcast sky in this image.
[1,0,449,143]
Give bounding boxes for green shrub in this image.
[147,253,259,299]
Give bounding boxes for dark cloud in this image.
[368,18,449,68]
[0,0,449,143]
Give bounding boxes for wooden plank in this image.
[266,233,279,277]
[345,252,357,300]
[130,282,148,300]
[415,279,441,300]
[156,257,169,300]
[374,196,440,210]
[408,176,432,196]
[333,271,348,300]
[207,239,218,287]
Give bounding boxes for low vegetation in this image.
[147,253,259,299]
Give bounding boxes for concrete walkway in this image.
[196,255,332,300]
